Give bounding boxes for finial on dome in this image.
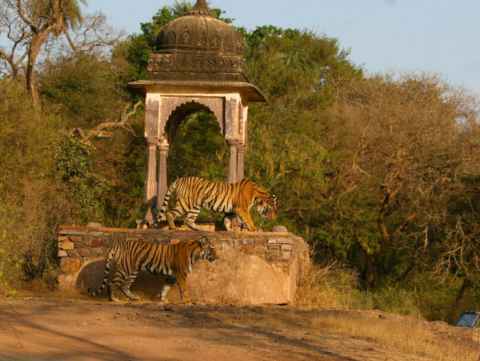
[189,0,211,16]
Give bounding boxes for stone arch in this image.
[165,100,229,183]
[159,96,225,138]
[74,257,178,300]
[75,258,105,292]
[164,100,224,143]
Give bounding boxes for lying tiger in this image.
[89,236,217,303]
[155,177,278,232]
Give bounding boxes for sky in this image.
[89,0,480,95]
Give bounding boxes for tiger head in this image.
[256,194,278,220]
[196,236,217,262]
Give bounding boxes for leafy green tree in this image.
[245,28,362,232]
[40,53,128,128]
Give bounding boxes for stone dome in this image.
[156,6,245,55]
[147,0,248,82]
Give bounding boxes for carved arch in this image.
[159,96,225,138]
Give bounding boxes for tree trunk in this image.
[448,277,472,323]
[26,33,47,110]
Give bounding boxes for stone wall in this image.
[57,225,310,305]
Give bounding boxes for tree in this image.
[244,28,362,232]
[0,4,28,78]
[320,75,480,289]
[2,0,85,108]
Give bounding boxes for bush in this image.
[0,79,69,290]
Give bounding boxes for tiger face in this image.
[197,236,218,262]
[256,194,278,220]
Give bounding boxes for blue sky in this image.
[89,0,480,95]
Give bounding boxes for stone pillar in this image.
[157,137,169,208]
[227,139,240,183]
[145,138,158,203]
[237,143,245,181]
[144,97,160,205]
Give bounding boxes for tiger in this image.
[155,177,278,232]
[88,236,217,303]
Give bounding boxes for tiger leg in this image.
[119,271,141,301]
[177,276,190,304]
[110,270,126,302]
[235,209,257,232]
[158,275,176,303]
[166,206,184,230]
[184,207,203,231]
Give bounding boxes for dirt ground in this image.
[0,297,477,361]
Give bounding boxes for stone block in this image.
[59,240,75,250]
[90,238,107,248]
[78,248,94,257]
[57,250,68,258]
[58,274,76,290]
[178,223,215,232]
[272,225,289,233]
[60,258,82,274]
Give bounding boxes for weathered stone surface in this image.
[58,274,76,290]
[57,250,68,258]
[90,238,107,248]
[59,240,75,250]
[273,225,289,233]
[60,258,82,274]
[77,248,94,258]
[187,245,293,305]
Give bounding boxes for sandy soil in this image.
[0,297,476,361]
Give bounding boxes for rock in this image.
[178,223,215,232]
[58,250,68,258]
[60,258,82,274]
[59,240,75,250]
[57,274,76,290]
[90,238,106,248]
[272,225,288,233]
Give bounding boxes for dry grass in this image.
[295,263,359,309]
[295,264,479,360]
[312,313,479,361]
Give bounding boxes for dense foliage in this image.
[0,1,479,320]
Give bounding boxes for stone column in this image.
[157,137,170,208]
[237,143,245,181]
[145,137,158,203]
[227,139,240,183]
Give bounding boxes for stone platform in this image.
[57,225,310,305]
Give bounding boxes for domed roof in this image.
[156,1,245,55]
[147,0,248,82]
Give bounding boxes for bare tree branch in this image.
[63,13,124,56]
[14,0,37,32]
[72,101,143,146]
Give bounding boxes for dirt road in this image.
[0,298,475,361]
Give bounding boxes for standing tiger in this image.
[89,236,217,303]
[156,177,278,232]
